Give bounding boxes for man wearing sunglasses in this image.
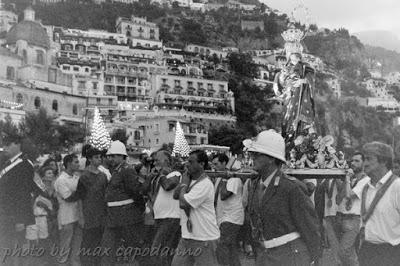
[243,129,321,266]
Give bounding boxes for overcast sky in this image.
[262,0,400,38]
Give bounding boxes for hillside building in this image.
[241,20,264,31]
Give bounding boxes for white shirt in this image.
[54,171,81,228]
[324,179,339,217]
[338,175,370,215]
[154,171,181,219]
[364,170,400,245]
[216,178,244,226]
[181,177,220,241]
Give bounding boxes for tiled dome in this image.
[6,20,50,49]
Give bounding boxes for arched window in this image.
[22,49,28,64]
[16,93,23,104]
[72,103,78,115]
[6,66,15,80]
[52,100,58,112]
[34,96,41,109]
[36,50,44,65]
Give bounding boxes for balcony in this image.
[117,91,126,96]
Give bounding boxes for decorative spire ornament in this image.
[172,121,191,157]
[88,107,111,151]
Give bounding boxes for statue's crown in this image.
[281,23,305,43]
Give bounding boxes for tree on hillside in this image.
[0,114,20,144]
[111,128,129,145]
[179,18,207,45]
[208,125,244,155]
[19,108,59,154]
[227,52,258,79]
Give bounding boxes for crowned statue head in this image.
[281,22,305,59]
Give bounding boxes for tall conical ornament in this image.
[172,121,190,157]
[88,107,111,151]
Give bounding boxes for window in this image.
[72,104,78,115]
[169,123,175,132]
[156,139,159,144]
[52,100,58,112]
[34,97,41,109]
[36,50,44,65]
[78,81,86,89]
[93,82,98,90]
[48,69,57,83]
[134,130,140,140]
[6,66,15,80]
[97,98,101,104]
[16,93,23,104]
[73,66,79,72]
[155,123,159,132]
[62,66,70,70]
[22,49,27,64]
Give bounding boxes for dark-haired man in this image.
[359,142,400,266]
[213,153,244,266]
[65,147,108,266]
[0,135,42,265]
[172,150,220,266]
[336,152,369,266]
[54,153,83,266]
[150,150,181,266]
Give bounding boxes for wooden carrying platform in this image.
[283,168,346,180]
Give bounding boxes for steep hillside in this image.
[355,30,400,53]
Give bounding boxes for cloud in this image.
[262,0,400,37]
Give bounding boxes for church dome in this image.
[6,20,50,49]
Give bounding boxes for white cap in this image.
[243,129,286,163]
[106,140,128,156]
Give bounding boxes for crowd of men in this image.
[0,129,400,266]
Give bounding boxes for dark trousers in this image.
[80,227,104,266]
[255,238,311,266]
[336,214,360,266]
[217,222,242,266]
[151,218,181,266]
[101,223,145,266]
[171,238,219,266]
[359,242,400,266]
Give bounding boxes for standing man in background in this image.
[213,153,244,266]
[54,154,83,266]
[335,152,369,266]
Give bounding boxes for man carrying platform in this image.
[243,129,321,266]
